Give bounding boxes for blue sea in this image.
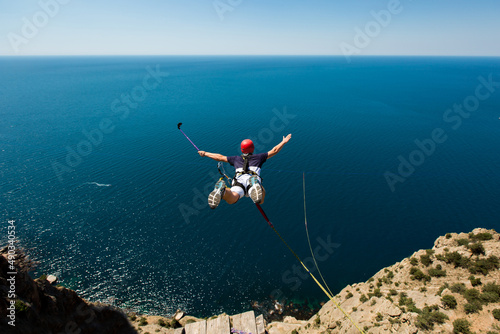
[1,56,500,317]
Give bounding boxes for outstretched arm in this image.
[198,151,228,162]
[268,134,292,159]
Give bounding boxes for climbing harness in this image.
[230,154,263,196]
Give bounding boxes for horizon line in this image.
[1,54,500,58]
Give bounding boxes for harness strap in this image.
[234,171,261,178]
[242,153,251,172]
[231,178,247,195]
[231,174,262,196]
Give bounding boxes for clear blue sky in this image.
[1,0,499,56]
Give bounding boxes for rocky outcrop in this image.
[268,228,500,333]
[0,246,137,334]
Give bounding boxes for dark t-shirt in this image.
[227,153,268,174]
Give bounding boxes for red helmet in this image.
[240,139,254,154]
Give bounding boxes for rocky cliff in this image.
[267,228,500,334]
[0,246,137,334]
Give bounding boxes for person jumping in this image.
[198,134,292,209]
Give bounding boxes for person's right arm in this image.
[198,151,228,162]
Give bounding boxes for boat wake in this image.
[86,182,112,187]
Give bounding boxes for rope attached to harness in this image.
[254,202,365,334]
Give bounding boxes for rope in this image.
[302,172,339,332]
[302,172,334,298]
[255,203,365,334]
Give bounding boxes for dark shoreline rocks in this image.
[0,246,137,334]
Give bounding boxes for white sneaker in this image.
[208,179,226,209]
[248,176,263,204]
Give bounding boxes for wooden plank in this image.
[185,320,206,334]
[174,328,185,334]
[207,314,230,334]
[232,311,257,334]
[255,314,265,334]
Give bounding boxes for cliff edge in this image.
[267,228,500,334]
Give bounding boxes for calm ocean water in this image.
[1,56,499,317]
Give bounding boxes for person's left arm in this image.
[268,134,292,159]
